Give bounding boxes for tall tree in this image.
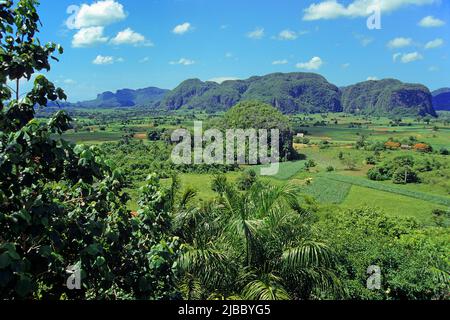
[0,0,179,300]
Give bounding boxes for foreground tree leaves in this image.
[0,0,180,299]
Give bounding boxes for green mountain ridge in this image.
[59,73,438,117]
[162,72,342,113]
[341,79,436,117]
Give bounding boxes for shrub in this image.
[326,166,335,172]
[236,169,258,191]
[439,148,449,156]
[367,167,390,181]
[365,155,377,165]
[294,137,310,144]
[319,140,331,149]
[366,141,386,152]
[305,160,317,169]
[147,127,167,141]
[392,166,420,184]
[341,157,358,171]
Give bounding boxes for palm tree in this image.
[174,175,342,300]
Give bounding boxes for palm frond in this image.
[281,241,334,271]
[241,274,290,300]
[179,274,205,300]
[177,245,233,289]
[179,187,197,209]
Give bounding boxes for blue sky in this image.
[32,0,450,101]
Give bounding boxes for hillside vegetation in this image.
[161,72,342,113]
[341,79,436,117]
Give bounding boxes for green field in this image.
[56,110,450,225]
[342,185,448,224]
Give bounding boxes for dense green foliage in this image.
[175,177,342,300]
[222,101,297,161]
[367,155,445,185]
[100,140,239,184]
[1,1,449,302]
[319,208,449,299]
[0,0,180,300]
[342,79,436,117]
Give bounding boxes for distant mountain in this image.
[50,73,438,117]
[432,88,450,111]
[341,79,436,117]
[161,73,342,113]
[75,87,169,108]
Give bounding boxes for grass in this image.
[63,131,124,144]
[323,173,450,207]
[342,185,448,224]
[251,160,306,180]
[299,177,352,204]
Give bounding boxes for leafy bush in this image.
[365,155,377,165]
[367,167,390,181]
[236,169,258,191]
[318,208,449,300]
[392,166,420,184]
[147,127,167,141]
[341,156,358,171]
[305,159,317,169]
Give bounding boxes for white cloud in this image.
[208,77,239,83]
[272,59,289,65]
[418,15,445,27]
[139,57,150,63]
[247,27,265,39]
[425,38,444,49]
[173,22,193,35]
[92,55,115,65]
[387,37,412,49]
[68,0,127,29]
[111,28,153,46]
[72,26,108,47]
[92,55,123,65]
[367,76,378,81]
[395,52,424,63]
[296,57,323,70]
[169,58,195,66]
[277,29,298,40]
[393,52,402,62]
[303,0,436,21]
[341,63,350,68]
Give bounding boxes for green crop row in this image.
[322,173,450,207]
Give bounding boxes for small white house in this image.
[296,133,305,138]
